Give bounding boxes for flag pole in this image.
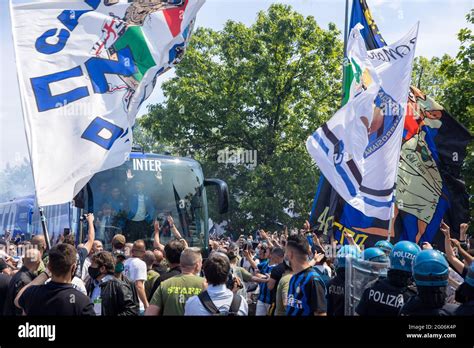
[9,0,51,250]
[342,0,350,95]
[39,208,52,250]
[343,0,350,57]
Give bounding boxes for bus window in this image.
[82,156,208,250]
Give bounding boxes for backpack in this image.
[197,290,242,316]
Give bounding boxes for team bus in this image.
[0,149,229,252]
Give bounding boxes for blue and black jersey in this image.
[286,267,327,316]
[258,260,276,304]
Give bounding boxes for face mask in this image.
[115,262,124,273]
[88,266,101,280]
[284,257,291,269]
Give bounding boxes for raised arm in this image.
[259,230,274,249]
[83,213,95,253]
[167,216,188,247]
[450,238,473,266]
[343,231,361,252]
[167,216,181,239]
[243,249,259,272]
[441,221,465,274]
[153,220,164,251]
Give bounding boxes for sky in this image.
[0,0,472,171]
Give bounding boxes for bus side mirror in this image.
[204,179,229,214]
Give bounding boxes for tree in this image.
[140,4,343,233]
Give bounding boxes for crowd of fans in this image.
[0,214,472,316]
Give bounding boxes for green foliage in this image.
[140,4,343,233]
[140,5,473,234]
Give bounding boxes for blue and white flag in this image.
[10,0,204,206]
[306,23,419,220]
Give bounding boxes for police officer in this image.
[327,245,360,316]
[362,247,388,263]
[400,249,458,316]
[375,240,393,256]
[454,263,474,315]
[356,241,420,316]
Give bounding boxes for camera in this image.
[159,214,171,235]
[80,214,89,222]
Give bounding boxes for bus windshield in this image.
[83,154,208,250]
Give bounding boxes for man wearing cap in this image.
[0,258,13,315]
[124,240,148,314]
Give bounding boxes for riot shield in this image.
[447,267,463,304]
[344,256,389,316]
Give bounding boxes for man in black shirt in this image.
[15,243,95,316]
[0,259,12,315]
[3,248,40,316]
[267,248,288,315]
[149,239,185,298]
[356,241,419,316]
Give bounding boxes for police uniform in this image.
[356,277,416,316]
[327,271,345,316]
[455,300,474,315]
[399,295,458,316]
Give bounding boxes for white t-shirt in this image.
[124,257,147,310]
[184,284,248,316]
[132,195,146,221]
[44,276,87,296]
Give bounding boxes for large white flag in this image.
[306,23,419,220]
[10,0,205,206]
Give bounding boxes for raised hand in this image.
[440,221,450,239]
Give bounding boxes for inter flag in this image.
[395,87,472,245]
[349,0,386,50]
[310,0,473,247]
[306,23,419,221]
[310,0,386,235]
[343,0,387,105]
[10,0,205,206]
